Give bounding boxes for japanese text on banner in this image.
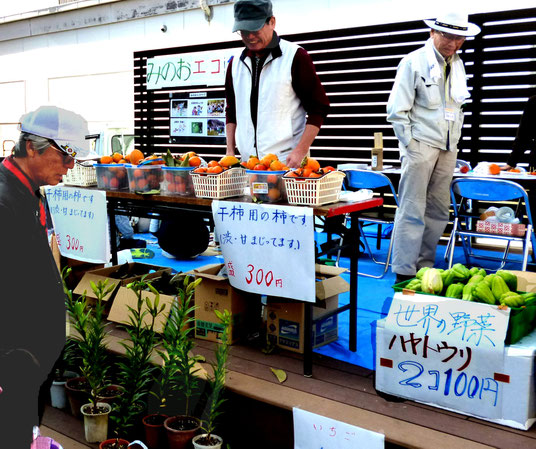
[378,293,510,418]
[212,201,316,302]
[45,186,110,263]
[146,49,237,89]
[293,408,384,449]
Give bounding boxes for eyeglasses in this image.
[50,145,76,165]
[438,30,466,42]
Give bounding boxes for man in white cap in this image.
[225,0,330,167]
[0,106,89,447]
[387,12,480,283]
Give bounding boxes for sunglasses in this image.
[49,144,76,165]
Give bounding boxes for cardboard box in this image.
[476,220,526,237]
[106,285,174,334]
[74,262,172,303]
[190,264,249,344]
[266,264,349,353]
[376,317,536,430]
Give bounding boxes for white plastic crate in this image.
[283,171,346,206]
[62,163,97,187]
[190,167,247,199]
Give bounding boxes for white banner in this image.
[146,49,237,89]
[377,292,510,418]
[212,201,316,302]
[45,186,110,263]
[293,408,384,449]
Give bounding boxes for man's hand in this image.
[286,147,308,168]
[501,164,514,171]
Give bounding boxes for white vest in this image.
[232,39,306,162]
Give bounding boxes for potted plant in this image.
[192,309,232,449]
[111,276,166,441]
[69,277,115,442]
[164,275,204,449]
[99,438,130,449]
[50,337,79,409]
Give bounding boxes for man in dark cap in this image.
[225,0,330,167]
[0,106,89,447]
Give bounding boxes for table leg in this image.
[109,202,118,265]
[349,211,359,352]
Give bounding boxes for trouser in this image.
[391,139,458,275]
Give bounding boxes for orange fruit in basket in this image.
[302,168,313,177]
[489,163,501,175]
[267,174,278,184]
[301,157,320,172]
[110,177,119,189]
[133,169,143,178]
[269,159,284,171]
[323,166,336,173]
[112,152,123,163]
[247,156,260,170]
[260,153,278,168]
[253,163,267,171]
[129,149,144,165]
[309,172,322,178]
[100,155,113,164]
[207,160,219,167]
[207,165,223,174]
[219,155,240,168]
[181,151,197,160]
[193,167,207,173]
[189,156,202,167]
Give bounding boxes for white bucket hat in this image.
[424,12,481,37]
[18,106,90,159]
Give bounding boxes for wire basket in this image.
[283,171,346,206]
[62,163,97,187]
[190,167,247,198]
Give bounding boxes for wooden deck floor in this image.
[40,326,536,449]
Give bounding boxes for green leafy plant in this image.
[151,274,201,413]
[63,267,114,412]
[199,309,232,445]
[111,275,166,438]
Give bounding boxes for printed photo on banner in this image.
[171,99,188,117]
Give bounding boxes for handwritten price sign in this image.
[376,292,510,418]
[212,201,316,302]
[45,186,110,263]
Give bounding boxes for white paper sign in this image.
[146,49,236,89]
[377,292,510,418]
[212,201,316,302]
[293,408,385,449]
[45,186,110,263]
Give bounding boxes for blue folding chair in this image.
[343,169,399,278]
[447,177,535,270]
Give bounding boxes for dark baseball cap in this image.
[232,0,273,33]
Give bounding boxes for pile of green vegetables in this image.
[402,264,536,308]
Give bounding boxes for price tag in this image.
[444,108,456,121]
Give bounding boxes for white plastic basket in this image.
[283,171,346,206]
[190,167,247,199]
[62,163,97,187]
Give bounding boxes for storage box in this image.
[126,164,163,193]
[74,262,172,304]
[266,264,349,353]
[283,170,346,206]
[246,169,287,203]
[63,163,97,187]
[95,164,129,190]
[376,317,536,430]
[476,220,526,237]
[190,263,249,344]
[161,166,195,196]
[107,285,175,334]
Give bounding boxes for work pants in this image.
[391,139,457,275]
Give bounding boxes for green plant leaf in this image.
[270,367,287,383]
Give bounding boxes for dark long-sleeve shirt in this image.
[507,96,536,168]
[225,34,330,129]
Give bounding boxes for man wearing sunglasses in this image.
[225,0,329,168]
[387,12,480,284]
[0,106,90,447]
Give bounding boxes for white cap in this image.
[424,12,481,37]
[18,106,90,159]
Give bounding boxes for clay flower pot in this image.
[65,376,89,418]
[142,413,168,449]
[164,415,201,449]
[99,438,130,449]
